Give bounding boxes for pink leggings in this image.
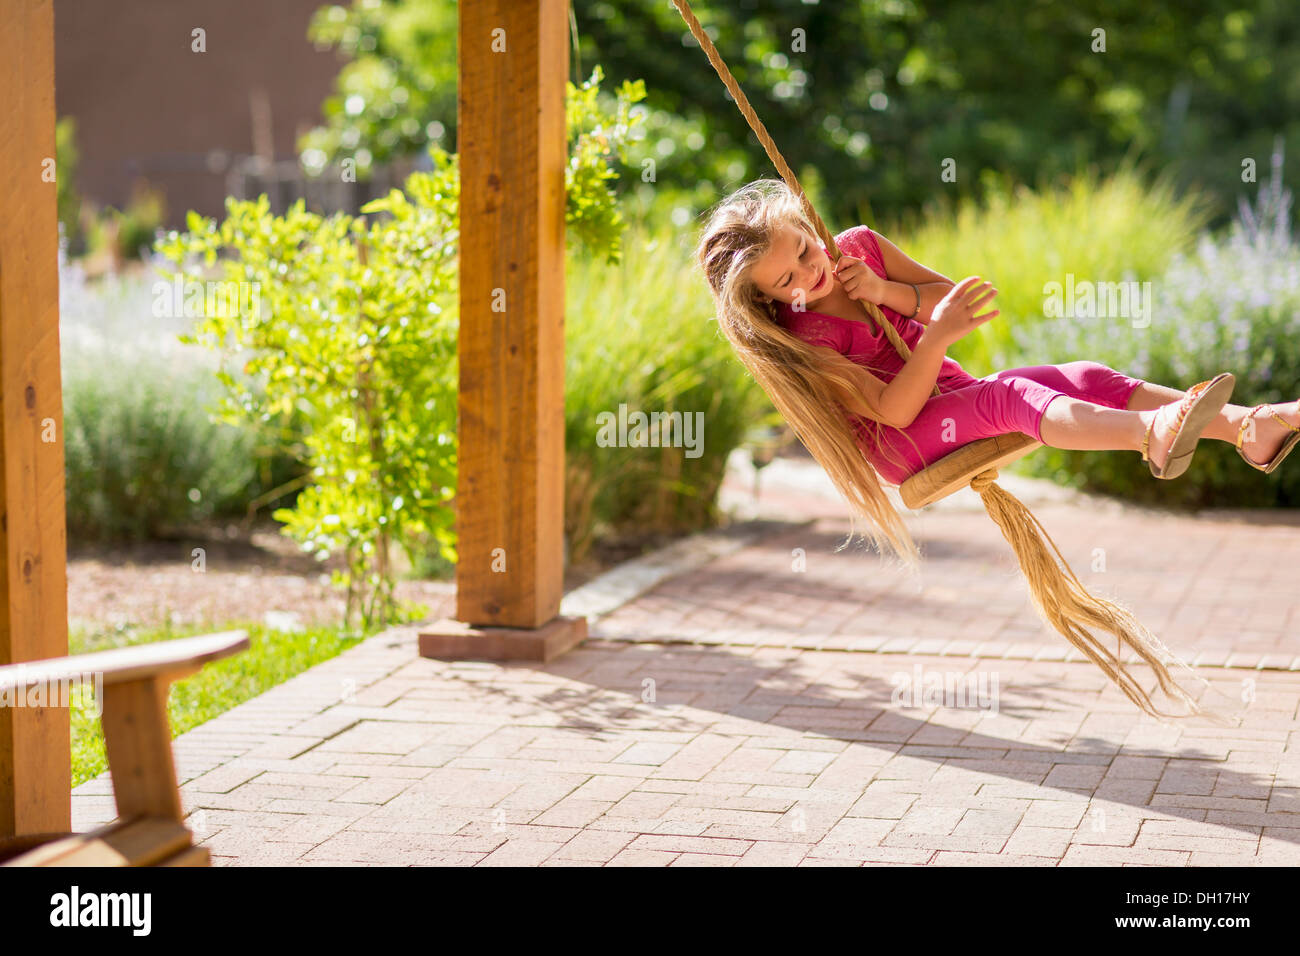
[862,360,1146,485]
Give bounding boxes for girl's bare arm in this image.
[850,276,1000,429]
[834,336,948,430]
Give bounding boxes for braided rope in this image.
[669,0,939,398]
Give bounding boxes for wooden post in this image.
[419,0,586,661]
[0,0,71,838]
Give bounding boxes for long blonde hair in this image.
[696,179,925,569]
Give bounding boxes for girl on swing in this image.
[695,179,1300,565]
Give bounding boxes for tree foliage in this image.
[300,0,1300,228]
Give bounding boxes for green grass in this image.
[69,619,378,788]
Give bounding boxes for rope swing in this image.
[671,0,1212,721]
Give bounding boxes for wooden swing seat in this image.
[899,433,1042,509]
[0,630,249,867]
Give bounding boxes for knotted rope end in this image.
[969,467,1000,493]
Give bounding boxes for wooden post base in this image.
[418,615,589,663]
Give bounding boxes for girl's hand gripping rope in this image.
[831,254,885,305]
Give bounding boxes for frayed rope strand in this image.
[968,468,1213,721]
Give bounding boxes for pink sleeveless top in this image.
[774,225,977,446]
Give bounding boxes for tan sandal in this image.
[1235,401,1300,474]
[1141,372,1236,480]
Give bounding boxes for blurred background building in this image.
[54,0,414,230]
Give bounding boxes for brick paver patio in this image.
[72,456,1300,865]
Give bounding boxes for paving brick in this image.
[334,776,415,805]
[345,803,477,834]
[1104,755,1168,779]
[1157,769,1219,795]
[184,808,299,831]
[1187,850,1268,865]
[314,720,439,755]
[399,770,521,808]
[1022,800,1089,828]
[249,771,360,792]
[477,839,563,866]
[893,806,965,836]
[669,852,742,866]
[184,760,267,794]
[1068,811,1142,846]
[614,742,685,766]
[269,814,356,845]
[952,808,1024,838]
[306,829,506,864]
[1004,825,1073,858]
[736,841,811,866]
[820,817,896,845]
[933,848,1062,866]
[1149,793,1267,813]
[881,832,1009,853]
[698,821,828,843]
[552,829,638,862]
[242,736,326,760]
[646,817,711,836]
[201,825,308,860]
[605,848,680,866]
[603,790,680,819]
[1134,826,1260,853]
[629,833,752,855]
[1043,764,1108,789]
[1061,844,1192,866]
[531,798,616,828]
[642,805,782,828]
[662,790,786,810]
[846,791,917,819]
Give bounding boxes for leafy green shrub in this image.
[886,163,1211,374]
[156,68,645,629]
[566,66,647,265]
[81,180,168,268]
[114,181,168,261]
[63,352,261,541]
[1001,146,1300,508]
[59,245,302,541]
[564,217,776,562]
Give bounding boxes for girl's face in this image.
[750,223,835,309]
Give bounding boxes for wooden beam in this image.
[0,0,70,839]
[452,0,569,629]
